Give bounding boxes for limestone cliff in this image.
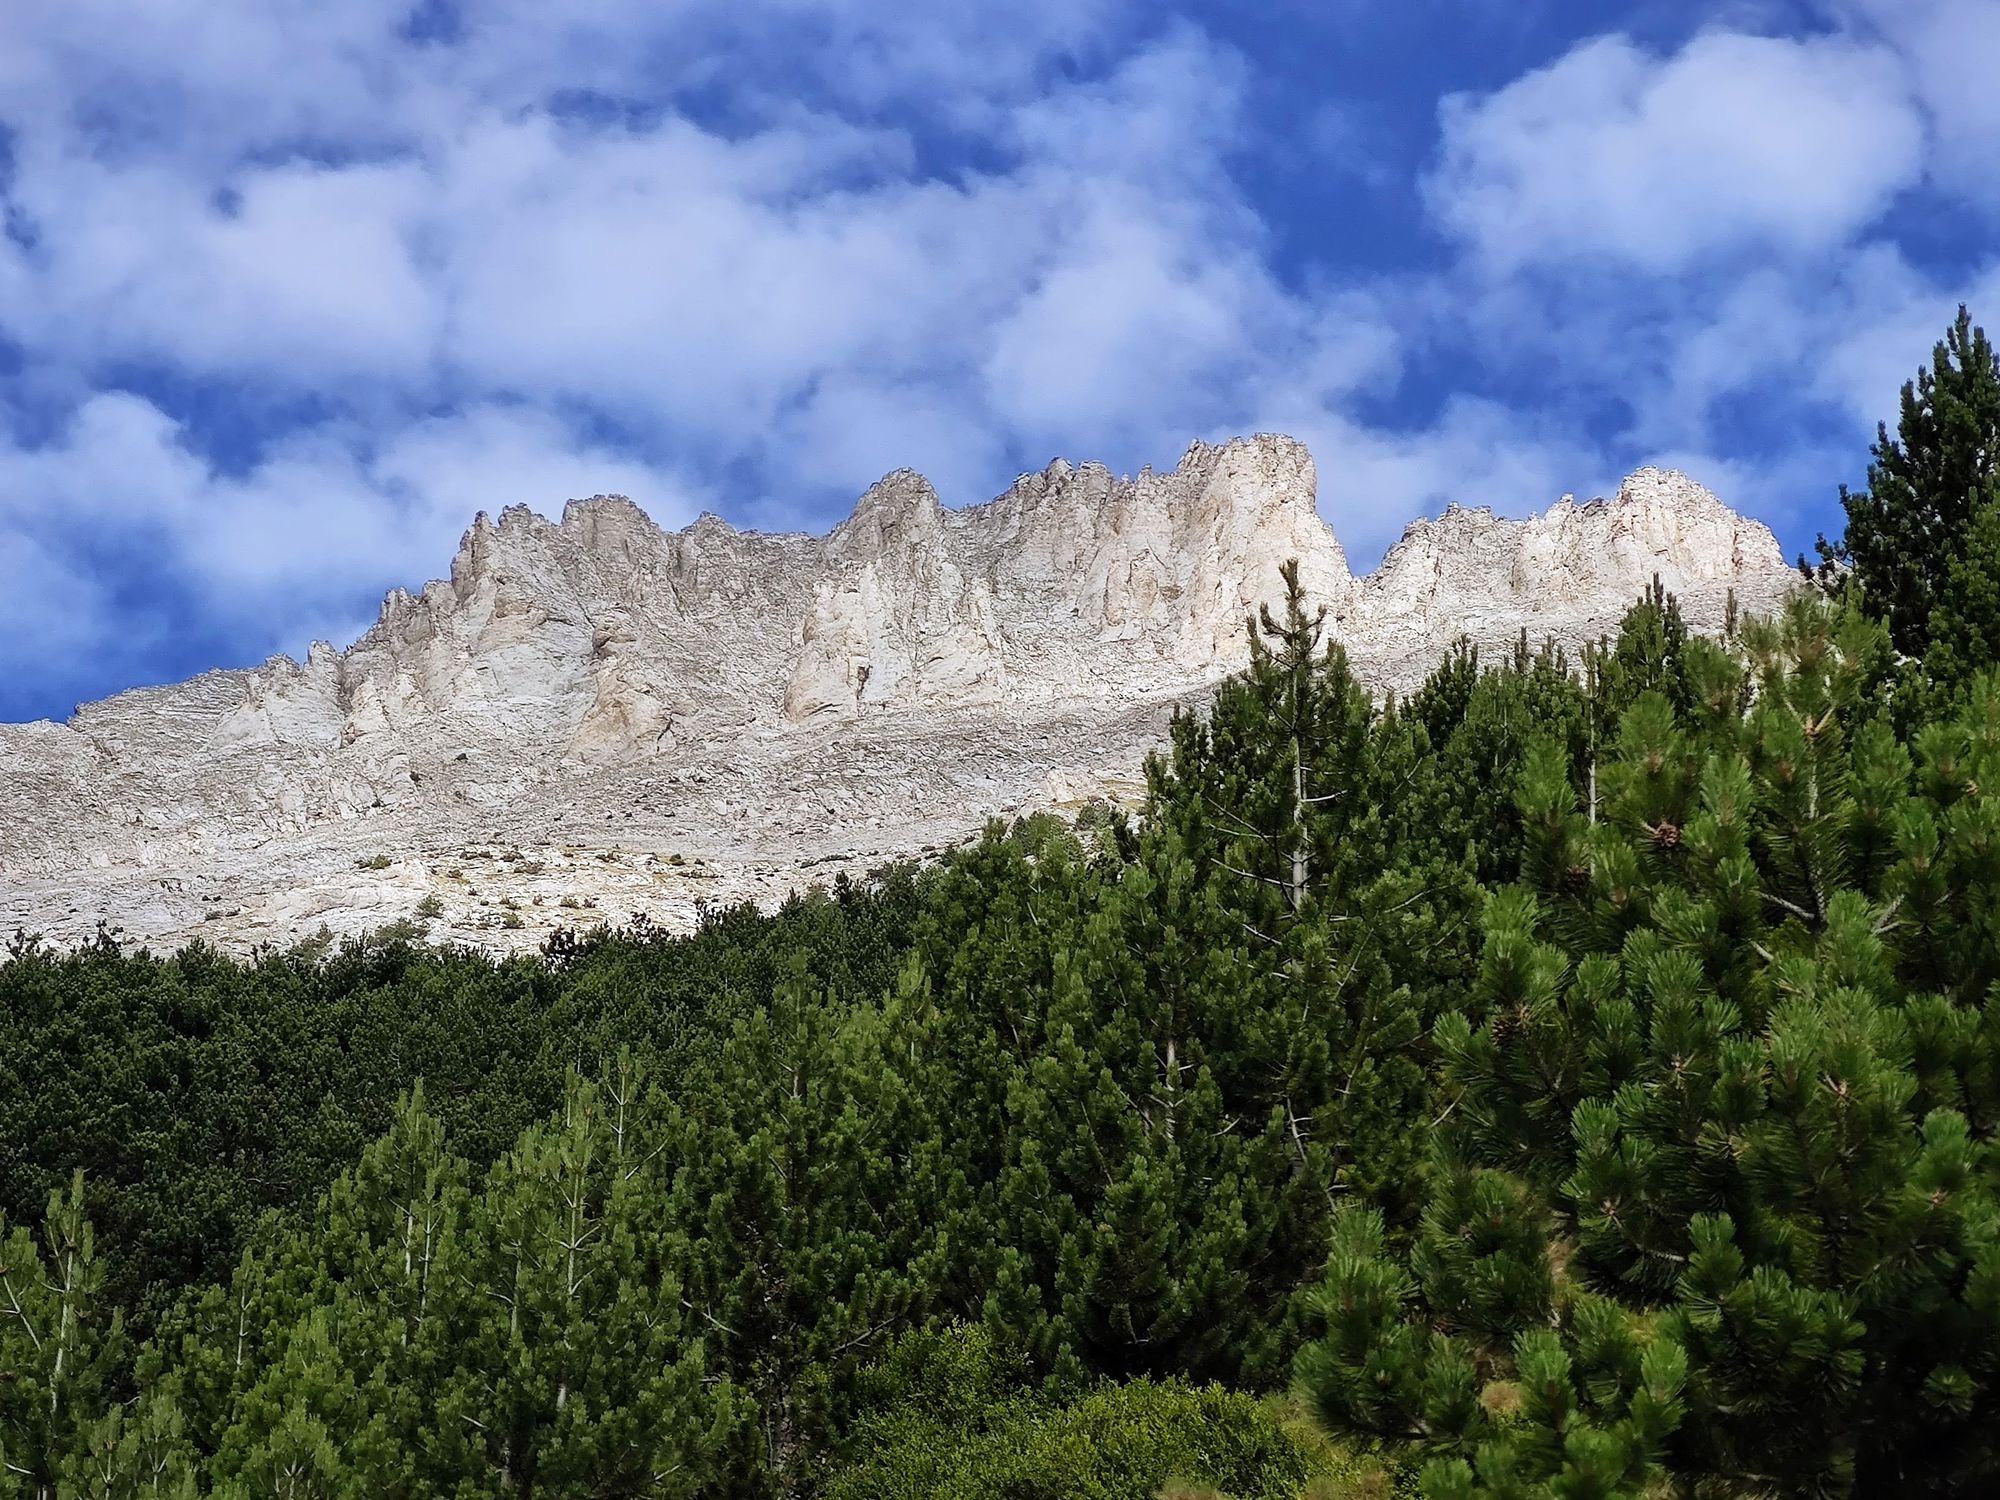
[0,435,1796,954]
[1360,468,1783,653]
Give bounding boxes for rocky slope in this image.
[0,435,1796,953]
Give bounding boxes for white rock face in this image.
[0,437,1795,955]
[1360,469,1785,657]
[783,437,1351,718]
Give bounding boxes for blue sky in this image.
[2,0,1996,722]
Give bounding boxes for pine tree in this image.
[1294,604,2000,1496]
[56,1392,198,1500]
[1593,575,1696,723]
[1922,486,2000,698]
[985,855,1335,1389]
[1148,557,1377,927]
[1815,305,2000,657]
[163,1078,741,1497]
[0,1173,126,1500]
[1403,633,1589,884]
[671,964,947,1492]
[976,560,1443,1385]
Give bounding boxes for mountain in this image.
[0,435,1796,952]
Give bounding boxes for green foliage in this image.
[830,1326,1369,1500]
[1815,304,2000,657]
[1924,488,2000,698]
[1295,601,2000,1496]
[158,1077,750,1498]
[1401,634,1588,885]
[0,1172,131,1500]
[970,562,1452,1388]
[0,877,927,1337]
[666,969,955,1487]
[10,493,2000,1496]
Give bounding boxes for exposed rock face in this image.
[0,435,1795,954]
[786,436,1350,718]
[1360,470,1786,655]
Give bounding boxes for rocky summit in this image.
[0,434,1797,953]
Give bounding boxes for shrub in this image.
[829,1326,1380,1500]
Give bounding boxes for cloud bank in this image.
[0,1,1994,718]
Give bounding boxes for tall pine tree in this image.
[1923,487,2000,698]
[1814,305,2000,658]
[1295,598,2000,1497]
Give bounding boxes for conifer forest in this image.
[7,313,2000,1498]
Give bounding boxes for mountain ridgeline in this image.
[0,437,1796,955]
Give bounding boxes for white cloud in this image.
[1834,0,2000,210]
[0,25,1304,462]
[1005,23,1246,188]
[429,112,966,439]
[2,152,438,383]
[1793,253,2000,428]
[0,2,421,162]
[0,1,1435,694]
[981,206,1271,444]
[0,0,1132,170]
[771,379,1003,511]
[1259,396,1605,567]
[0,1,1992,717]
[0,394,702,697]
[0,529,116,664]
[1428,29,1926,272]
[1477,240,2000,460]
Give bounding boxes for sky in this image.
[1,0,1996,722]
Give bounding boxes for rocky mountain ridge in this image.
[0,434,1797,953]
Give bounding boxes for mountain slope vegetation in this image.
[4,313,1999,1498]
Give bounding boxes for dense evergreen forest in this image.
[5,311,2000,1498]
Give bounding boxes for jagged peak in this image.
[836,470,944,536]
[1178,431,1310,466]
[346,451,1781,689]
[989,453,1108,511]
[1614,465,1733,513]
[41,442,1792,743]
[1366,465,1791,611]
[3,432,1812,968]
[850,467,942,510]
[830,469,944,555]
[1384,466,1763,549]
[558,493,646,527]
[990,434,1314,509]
[1622,463,1705,487]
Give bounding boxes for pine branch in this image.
[1217,859,1295,891]
[1761,891,1817,924]
[829,1313,903,1359]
